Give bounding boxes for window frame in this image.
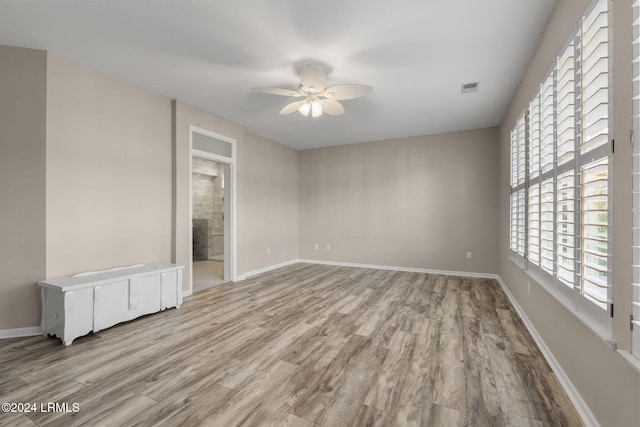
[508,0,612,340]
[510,114,527,266]
[631,0,640,358]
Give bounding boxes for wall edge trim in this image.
[235,259,302,281]
[0,327,42,340]
[298,259,498,279]
[236,259,499,281]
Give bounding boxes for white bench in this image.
[39,263,184,345]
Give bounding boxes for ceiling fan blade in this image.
[324,84,373,100]
[320,99,345,116]
[279,101,306,115]
[254,87,302,97]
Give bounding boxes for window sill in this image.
[617,349,640,374]
[508,256,616,351]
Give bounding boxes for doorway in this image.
[188,126,236,295]
[192,157,226,292]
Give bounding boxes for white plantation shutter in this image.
[556,39,577,286]
[580,159,609,309]
[510,195,518,253]
[541,177,555,275]
[557,41,576,168]
[581,1,609,155]
[540,74,556,276]
[540,75,555,175]
[510,130,519,253]
[510,114,527,260]
[529,94,541,179]
[528,183,541,266]
[633,138,640,356]
[508,0,611,336]
[557,170,576,286]
[578,0,610,320]
[517,116,526,258]
[631,0,640,356]
[528,94,541,266]
[517,189,526,257]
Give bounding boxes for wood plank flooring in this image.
[0,263,582,426]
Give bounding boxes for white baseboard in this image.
[235,258,499,282]
[235,259,302,281]
[495,276,599,427]
[0,327,42,340]
[234,259,500,282]
[299,258,498,280]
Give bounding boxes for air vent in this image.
[461,82,479,94]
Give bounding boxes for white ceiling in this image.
[0,0,557,150]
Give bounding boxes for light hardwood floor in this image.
[0,263,582,426]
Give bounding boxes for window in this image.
[631,0,640,357]
[509,0,611,336]
[557,170,575,285]
[556,41,576,286]
[529,94,541,267]
[527,73,556,274]
[510,114,526,261]
[540,73,556,277]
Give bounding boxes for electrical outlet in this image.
[326,244,331,251]
[267,247,271,255]
[315,243,319,250]
[466,251,472,259]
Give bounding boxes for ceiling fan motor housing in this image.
[299,64,326,94]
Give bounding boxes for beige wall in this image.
[498,1,640,426]
[240,131,298,273]
[0,45,47,329]
[298,128,499,274]
[46,54,173,278]
[0,48,301,329]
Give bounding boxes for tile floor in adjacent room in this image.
[193,259,226,292]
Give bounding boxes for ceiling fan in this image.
[254,64,372,118]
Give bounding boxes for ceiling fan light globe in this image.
[311,100,323,118]
[298,102,311,116]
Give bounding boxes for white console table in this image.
[39,263,183,345]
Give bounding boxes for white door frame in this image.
[188,125,237,295]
